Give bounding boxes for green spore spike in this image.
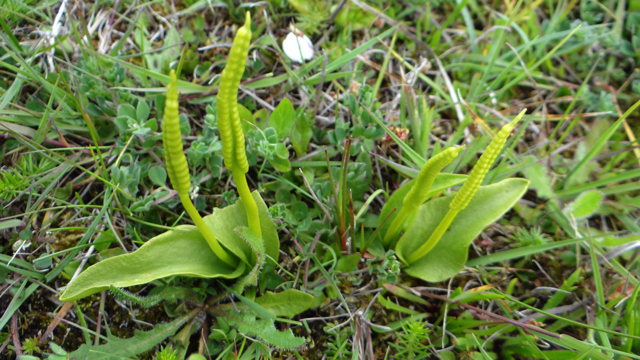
[382,146,464,247]
[216,11,262,239]
[163,70,237,267]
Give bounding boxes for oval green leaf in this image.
[396,178,529,282]
[218,289,314,318]
[60,226,246,301]
[269,98,296,139]
[148,166,167,186]
[563,190,603,219]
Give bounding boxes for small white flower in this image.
[282,26,314,64]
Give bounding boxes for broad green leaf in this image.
[335,253,361,273]
[244,55,325,89]
[396,178,529,282]
[253,108,269,131]
[148,166,167,186]
[334,6,376,30]
[179,114,191,136]
[291,201,308,220]
[137,100,150,121]
[133,27,152,56]
[563,190,603,220]
[378,173,467,245]
[288,0,314,16]
[204,191,279,267]
[290,115,312,157]
[60,226,246,301]
[275,143,289,159]
[0,121,38,138]
[117,103,136,120]
[269,98,296,139]
[228,312,306,349]
[219,289,314,318]
[268,156,292,172]
[451,285,504,303]
[70,309,198,359]
[254,290,314,317]
[241,108,267,134]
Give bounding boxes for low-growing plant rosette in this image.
[378,110,529,282]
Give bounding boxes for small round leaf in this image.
[149,166,167,186]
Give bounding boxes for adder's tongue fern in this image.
[382,146,464,248]
[405,110,527,264]
[216,12,262,239]
[163,70,238,267]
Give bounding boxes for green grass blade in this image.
[557,99,640,189]
[466,238,584,267]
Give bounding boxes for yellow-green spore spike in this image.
[449,109,526,212]
[163,70,237,267]
[216,12,261,239]
[217,11,252,174]
[382,146,464,247]
[163,70,189,195]
[403,146,464,210]
[405,110,526,264]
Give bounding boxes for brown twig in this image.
[95,290,106,345]
[11,313,22,356]
[303,232,322,289]
[39,301,74,346]
[415,289,561,339]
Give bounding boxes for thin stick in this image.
[95,290,106,345]
[11,312,22,356]
[39,301,74,345]
[417,290,561,339]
